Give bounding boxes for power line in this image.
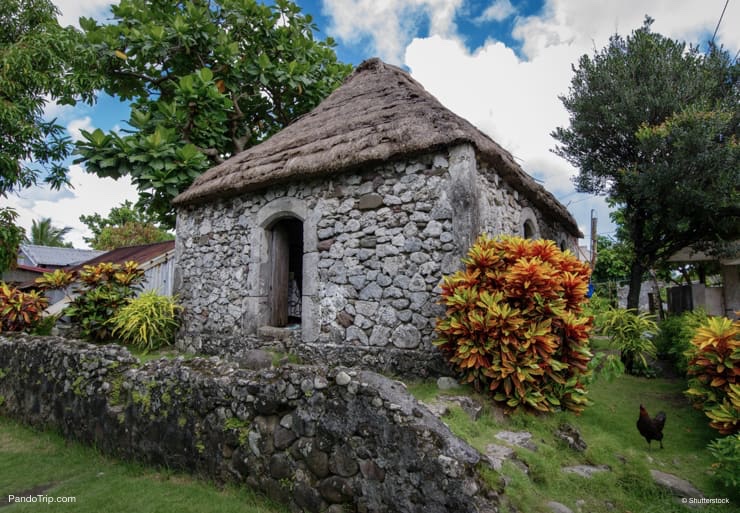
[711,0,730,45]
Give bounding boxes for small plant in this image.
[60,262,145,342]
[109,291,182,352]
[685,316,740,435]
[0,282,48,332]
[707,434,740,489]
[599,307,658,376]
[654,309,709,374]
[435,235,593,413]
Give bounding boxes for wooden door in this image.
[270,224,289,326]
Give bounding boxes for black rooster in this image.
[637,404,666,449]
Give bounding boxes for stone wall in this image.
[175,143,575,376]
[0,335,497,513]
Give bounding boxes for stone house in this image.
[172,58,582,375]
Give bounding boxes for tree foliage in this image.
[553,17,739,310]
[0,0,94,195]
[74,0,352,226]
[80,200,173,250]
[0,208,24,273]
[26,217,73,247]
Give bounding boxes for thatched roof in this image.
[173,58,580,236]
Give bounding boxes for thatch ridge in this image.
[173,58,579,235]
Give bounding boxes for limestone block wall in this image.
[175,143,573,376]
[0,335,497,513]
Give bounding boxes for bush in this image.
[599,307,658,377]
[707,434,740,489]
[435,235,593,413]
[0,282,48,332]
[61,262,145,342]
[109,291,182,352]
[654,310,709,374]
[685,316,739,435]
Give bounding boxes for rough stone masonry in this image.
[0,334,499,513]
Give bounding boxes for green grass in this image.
[0,417,288,513]
[409,371,739,513]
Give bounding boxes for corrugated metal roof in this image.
[20,244,106,267]
[66,240,175,271]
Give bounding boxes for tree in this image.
[0,0,94,195]
[26,217,73,247]
[0,208,25,273]
[553,17,739,310]
[592,234,631,284]
[80,200,173,249]
[74,0,352,227]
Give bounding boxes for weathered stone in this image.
[546,501,574,513]
[369,326,392,347]
[318,476,353,504]
[335,371,352,386]
[358,193,383,210]
[269,453,294,479]
[437,377,460,390]
[483,444,515,471]
[495,431,538,452]
[335,312,354,328]
[391,325,421,349]
[329,445,359,477]
[274,426,297,450]
[562,465,610,478]
[305,448,330,478]
[238,349,273,370]
[554,423,587,452]
[650,470,704,499]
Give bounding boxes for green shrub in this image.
[685,316,739,435]
[707,434,740,489]
[599,307,658,376]
[654,309,709,374]
[435,235,593,413]
[109,291,182,352]
[60,262,145,342]
[0,282,48,332]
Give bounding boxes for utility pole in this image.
[590,209,597,269]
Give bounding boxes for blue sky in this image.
[8,0,739,248]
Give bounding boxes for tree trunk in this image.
[626,258,644,311]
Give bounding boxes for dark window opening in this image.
[523,220,535,239]
[269,218,303,327]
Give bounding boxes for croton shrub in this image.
[435,234,594,413]
[37,262,145,342]
[685,316,740,435]
[0,282,48,332]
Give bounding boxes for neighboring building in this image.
[667,245,739,318]
[15,244,105,271]
[66,240,176,296]
[172,58,582,375]
[45,240,176,315]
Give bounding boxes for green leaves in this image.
[685,316,740,435]
[435,235,594,414]
[109,291,182,352]
[73,0,352,227]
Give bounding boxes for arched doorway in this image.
[268,217,304,327]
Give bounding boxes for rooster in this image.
[637,404,666,449]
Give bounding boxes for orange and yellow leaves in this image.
[435,234,593,413]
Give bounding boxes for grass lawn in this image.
[0,417,288,513]
[410,370,739,513]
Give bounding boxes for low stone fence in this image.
[0,335,497,513]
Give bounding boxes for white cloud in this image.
[67,117,94,143]
[7,165,139,249]
[402,0,739,243]
[53,0,113,28]
[477,0,517,23]
[321,0,463,64]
